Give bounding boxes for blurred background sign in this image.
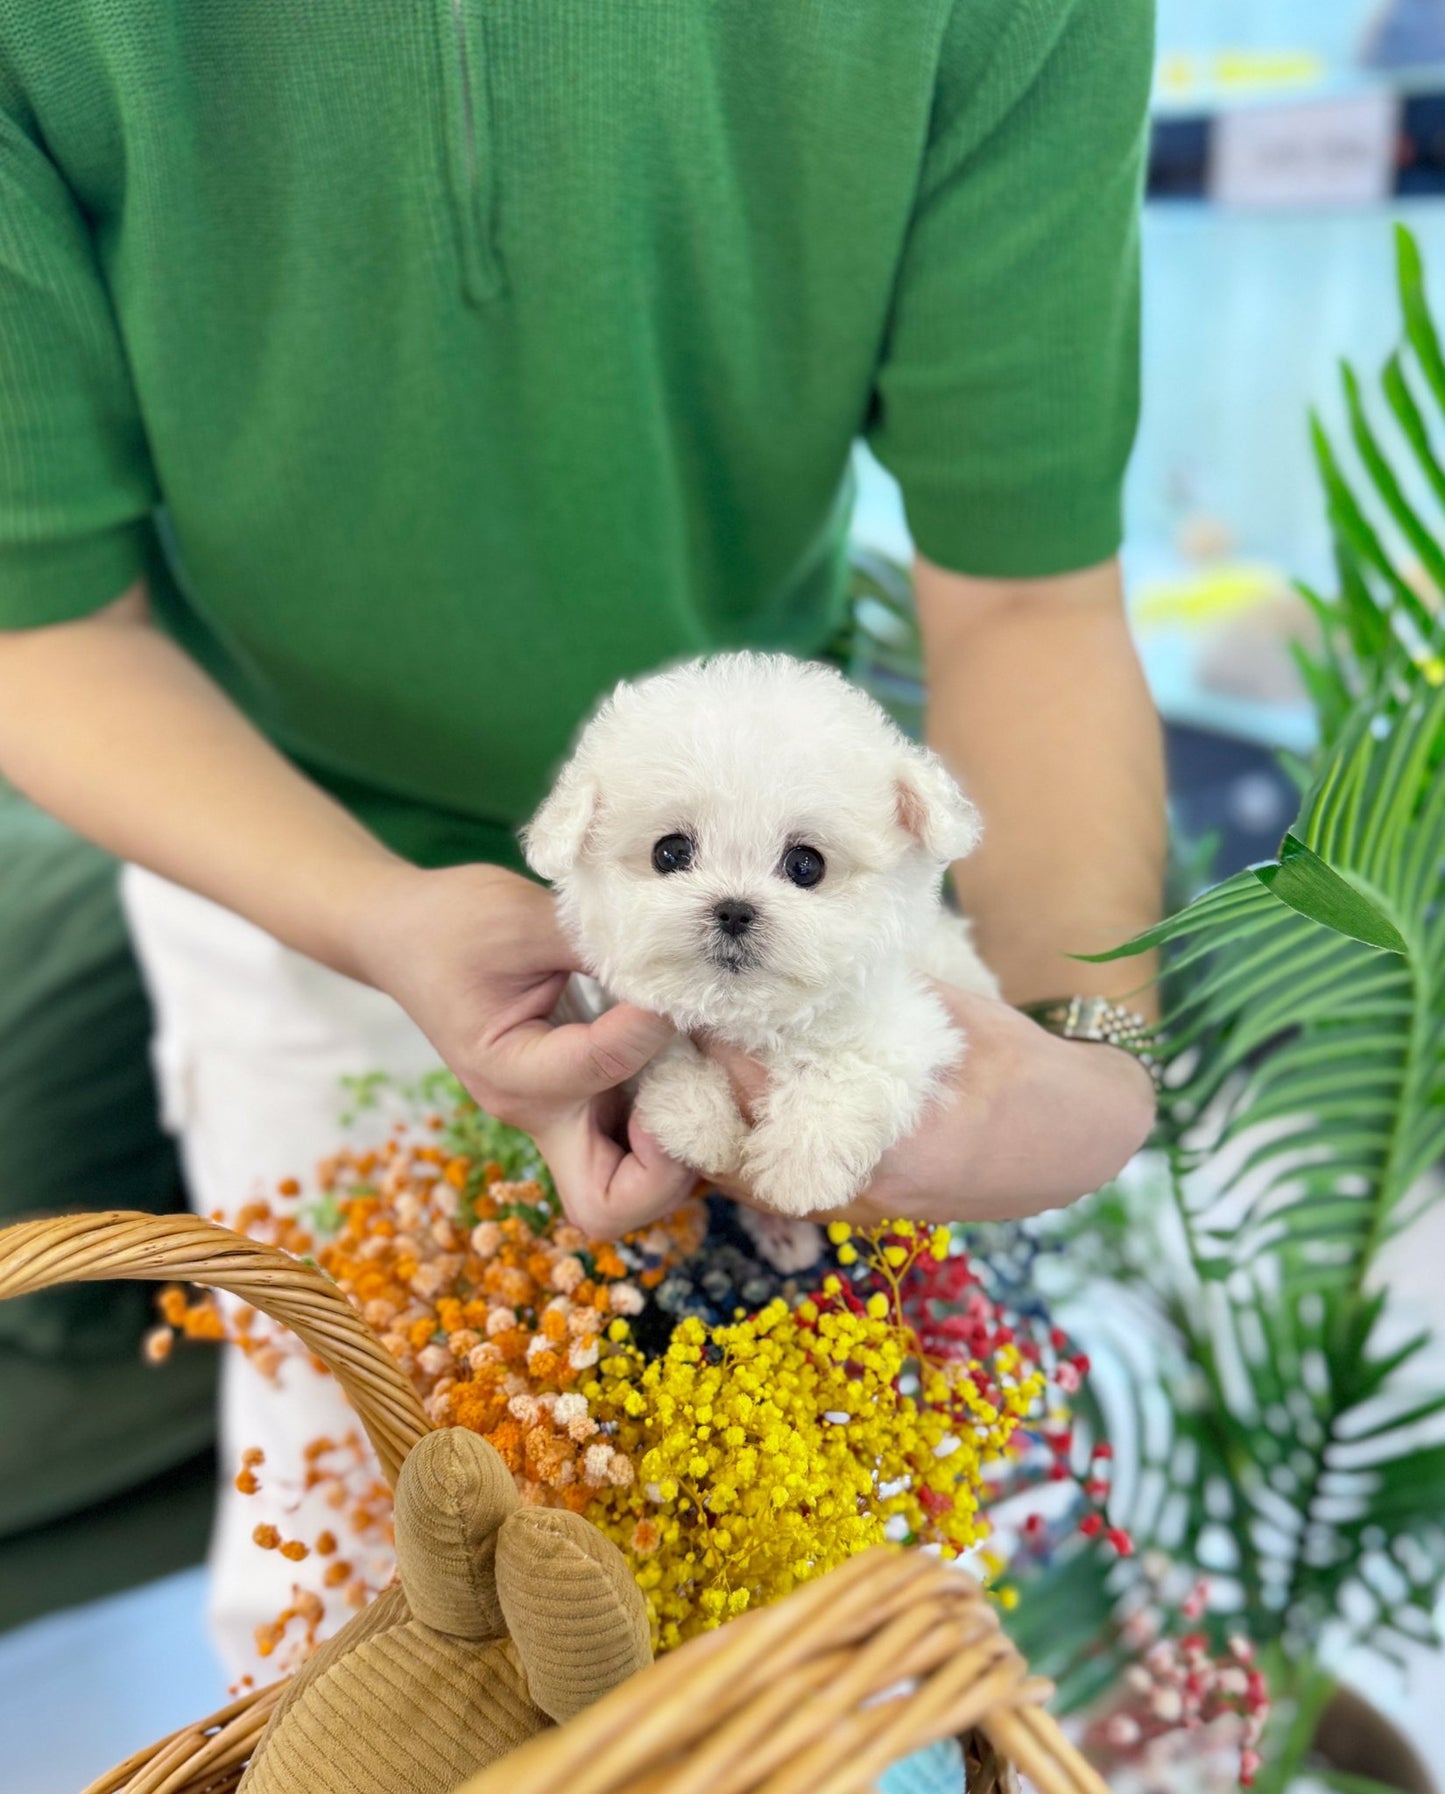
[1209,91,1398,207]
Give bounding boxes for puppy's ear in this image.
[521,764,600,884]
[893,746,981,863]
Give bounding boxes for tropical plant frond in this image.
[1290,227,1445,754]
[778,217,1445,1794]
[1093,1233,1445,1662]
[987,227,1445,1780]
[1101,653,1445,1289]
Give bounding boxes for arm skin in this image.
[0,582,696,1236]
[706,556,1166,1226]
[915,553,1167,1017]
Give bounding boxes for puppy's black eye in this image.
[651,833,695,875]
[781,844,825,888]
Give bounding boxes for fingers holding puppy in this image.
[534,1104,697,1240]
[491,1002,678,1104]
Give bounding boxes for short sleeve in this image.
[0,104,157,625]
[866,0,1154,579]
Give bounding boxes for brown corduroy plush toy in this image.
[238,1427,653,1794]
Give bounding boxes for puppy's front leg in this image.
[633,1039,748,1180]
[741,1055,910,1217]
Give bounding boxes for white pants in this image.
[120,866,440,1678]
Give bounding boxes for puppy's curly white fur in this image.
[523,653,997,1216]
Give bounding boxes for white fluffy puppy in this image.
[522,653,998,1216]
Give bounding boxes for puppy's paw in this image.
[742,1134,864,1216]
[742,1063,905,1216]
[634,1049,747,1180]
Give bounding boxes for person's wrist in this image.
[340,857,536,991]
[1018,994,1160,1086]
[1052,1030,1158,1151]
[315,849,417,985]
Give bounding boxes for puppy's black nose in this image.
[713,899,756,938]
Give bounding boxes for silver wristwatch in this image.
[1021,995,1162,1089]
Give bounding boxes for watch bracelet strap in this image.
[1020,996,1163,1088]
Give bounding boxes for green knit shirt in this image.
[0,0,1152,870]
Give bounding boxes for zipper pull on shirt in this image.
[437,0,505,303]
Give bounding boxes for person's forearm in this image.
[0,582,407,975]
[0,583,696,1230]
[916,555,1166,1016]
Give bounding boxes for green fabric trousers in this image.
[0,785,215,1631]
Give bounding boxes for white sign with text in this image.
[1210,91,1400,208]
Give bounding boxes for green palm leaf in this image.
[1092,636,1445,1289]
[1024,229,1445,1782]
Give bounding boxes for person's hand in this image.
[346,861,694,1237]
[697,987,1156,1226]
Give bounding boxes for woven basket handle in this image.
[0,1210,431,1484]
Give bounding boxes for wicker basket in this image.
[0,1212,1112,1794]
